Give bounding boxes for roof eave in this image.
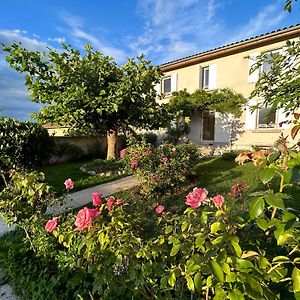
[160,25,300,72]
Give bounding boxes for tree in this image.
[250,40,300,116]
[2,43,168,159]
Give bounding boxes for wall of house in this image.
[160,39,296,148]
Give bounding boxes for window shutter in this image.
[245,99,257,130]
[214,112,231,143]
[199,66,203,89]
[277,108,291,129]
[154,83,161,95]
[171,74,177,92]
[248,53,259,83]
[208,64,217,89]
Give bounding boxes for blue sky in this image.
[0,0,299,120]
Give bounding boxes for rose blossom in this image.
[130,159,138,169]
[185,187,208,209]
[107,197,115,207]
[155,205,165,214]
[116,198,123,205]
[75,207,100,231]
[162,156,169,162]
[92,192,102,206]
[64,178,74,190]
[45,217,58,233]
[212,194,225,207]
[119,148,127,159]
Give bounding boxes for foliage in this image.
[284,0,298,12]
[0,117,54,170]
[135,132,158,146]
[123,139,199,199]
[221,150,242,161]
[0,170,56,226]
[82,159,125,174]
[2,43,170,159]
[250,40,300,116]
[52,141,84,162]
[168,88,247,118]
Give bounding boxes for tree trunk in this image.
[107,129,118,160]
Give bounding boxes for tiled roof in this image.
[160,23,300,68]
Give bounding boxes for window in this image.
[257,107,277,128]
[162,77,171,94]
[261,50,281,74]
[202,67,209,89]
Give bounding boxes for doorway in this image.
[202,110,215,141]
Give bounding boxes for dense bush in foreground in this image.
[0,117,54,170]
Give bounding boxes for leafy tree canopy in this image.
[167,88,246,118]
[2,43,170,159]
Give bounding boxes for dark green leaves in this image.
[259,168,276,184]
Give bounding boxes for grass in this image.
[114,157,300,211]
[40,160,128,196]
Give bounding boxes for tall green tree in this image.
[2,43,168,159]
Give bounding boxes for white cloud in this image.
[226,2,286,44]
[130,0,224,64]
[48,36,66,43]
[0,29,48,120]
[59,12,127,63]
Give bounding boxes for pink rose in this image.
[75,207,99,231]
[162,156,168,162]
[119,148,127,159]
[130,159,138,169]
[64,178,74,190]
[212,194,224,207]
[107,197,115,207]
[116,198,123,205]
[92,192,102,206]
[45,217,58,233]
[155,205,165,214]
[185,187,208,209]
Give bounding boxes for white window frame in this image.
[260,49,281,75]
[256,105,278,130]
[161,76,172,95]
[202,66,209,89]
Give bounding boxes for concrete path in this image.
[47,175,138,214]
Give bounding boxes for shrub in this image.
[123,139,199,199]
[53,141,84,162]
[221,150,241,161]
[0,117,54,169]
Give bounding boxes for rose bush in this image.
[123,138,199,199]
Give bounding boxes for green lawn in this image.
[40,160,127,196]
[115,157,300,211]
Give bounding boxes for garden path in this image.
[48,175,138,214]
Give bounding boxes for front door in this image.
[202,110,215,141]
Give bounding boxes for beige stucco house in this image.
[157,24,300,150]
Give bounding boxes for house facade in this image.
[157,24,300,150]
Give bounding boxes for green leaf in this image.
[195,235,205,248]
[210,222,225,234]
[186,275,194,292]
[249,197,265,220]
[230,241,242,258]
[267,151,280,162]
[170,244,180,256]
[228,289,245,300]
[256,219,268,230]
[168,271,176,287]
[181,221,189,232]
[259,168,275,184]
[194,273,202,293]
[165,225,173,234]
[272,256,290,263]
[265,194,284,209]
[209,260,224,283]
[292,267,300,293]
